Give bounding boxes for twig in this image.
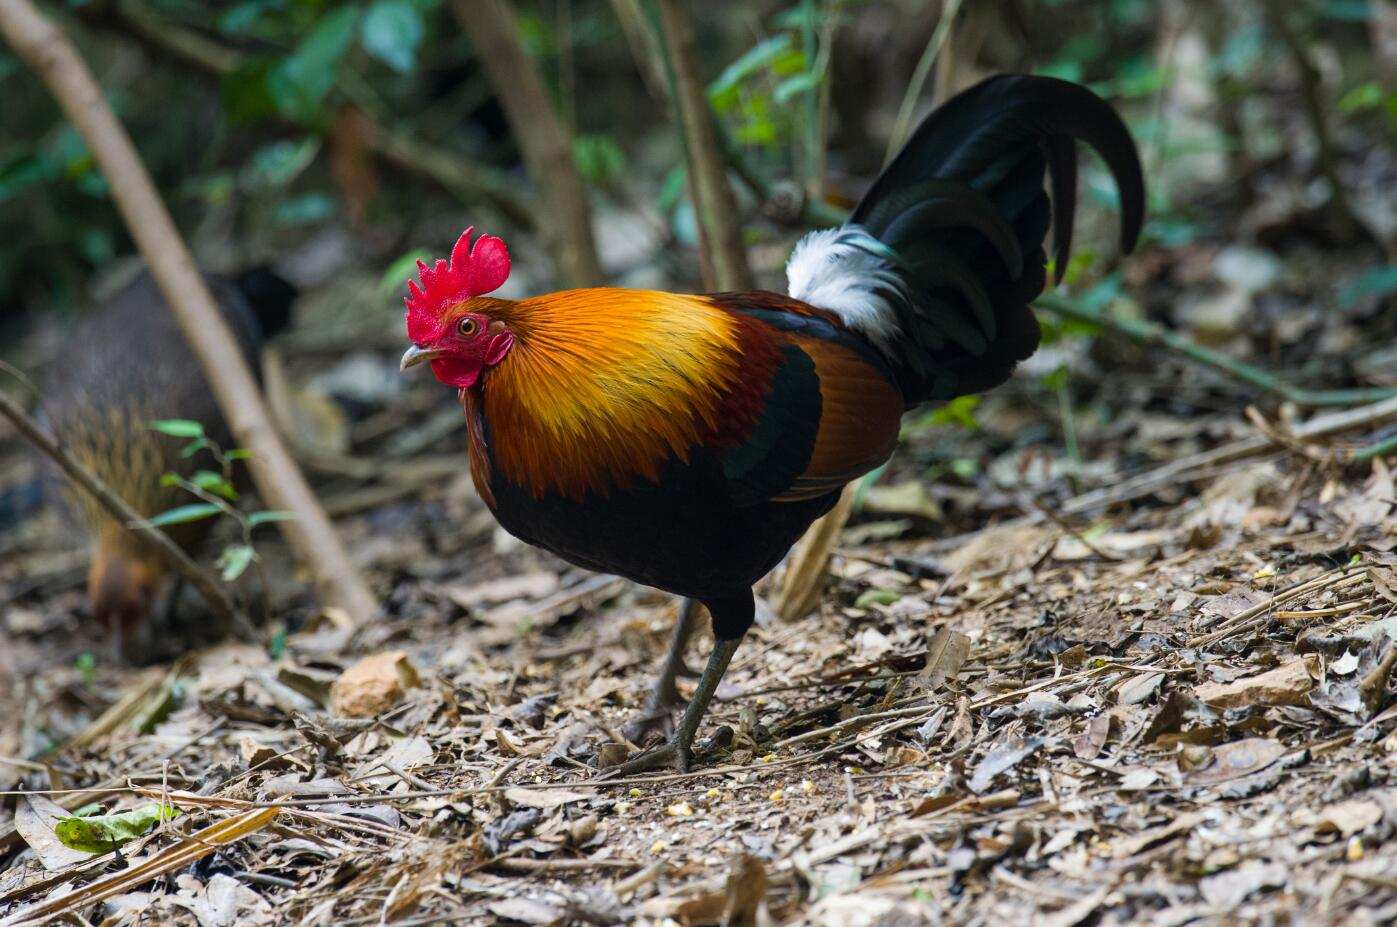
[0,0,379,626]
[884,0,964,165]
[646,0,754,290]
[450,0,603,286]
[0,390,243,630]
[1062,393,1397,515]
[1034,292,1397,408]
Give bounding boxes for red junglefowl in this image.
[40,266,294,657]
[399,75,1145,772]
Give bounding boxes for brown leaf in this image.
[918,627,971,691]
[15,796,95,870]
[1316,798,1384,837]
[329,651,421,718]
[968,737,1042,793]
[1185,738,1286,786]
[1073,714,1112,760]
[1111,812,1202,859]
[1194,657,1316,709]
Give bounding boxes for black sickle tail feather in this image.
[852,74,1144,405]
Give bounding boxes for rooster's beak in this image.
[400,344,444,371]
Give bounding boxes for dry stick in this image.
[0,391,243,630]
[1035,293,1397,408]
[1062,392,1397,516]
[647,0,754,290]
[0,0,378,626]
[450,0,603,287]
[885,0,965,165]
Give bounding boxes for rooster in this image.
[400,75,1145,772]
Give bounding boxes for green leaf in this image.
[218,544,256,582]
[148,503,222,527]
[361,0,424,73]
[1340,266,1397,307]
[709,35,795,105]
[226,449,252,461]
[928,396,981,430]
[379,248,432,298]
[54,803,178,854]
[180,437,211,459]
[573,134,627,187]
[191,471,238,500]
[248,510,295,528]
[242,138,321,190]
[267,5,361,123]
[150,419,204,439]
[774,71,820,105]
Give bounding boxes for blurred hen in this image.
[40,266,294,654]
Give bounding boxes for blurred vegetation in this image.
[1,0,1394,326]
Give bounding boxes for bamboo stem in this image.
[0,0,378,626]
[647,0,754,290]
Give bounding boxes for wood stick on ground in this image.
[0,389,245,633]
[0,0,378,627]
[647,0,754,290]
[1034,292,1397,408]
[450,0,604,287]
[771,484,857,621]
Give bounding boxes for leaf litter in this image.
[8,269,1397,924]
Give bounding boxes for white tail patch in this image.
[785,226,904,352]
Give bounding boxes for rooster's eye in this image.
[457,317,479,338]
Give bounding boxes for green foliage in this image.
[361,0,426,73]
[928,396,981,431]
[218,544,256,582]
[1340,266,1397,308]
[147,502,223,527]
[267,5,360,123]
[574,134,628,188]
[54,803,178,854]
[150,419,205,439]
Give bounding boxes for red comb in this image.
[404,226,510,343]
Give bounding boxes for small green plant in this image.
[148,419,292,603]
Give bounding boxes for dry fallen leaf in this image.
[329,651,421,718]
[1194,657,1317,709]
[1316,798,1384,838]
[969,737,1042,794]
[1185,738,1287,786]
[918,627,971,692]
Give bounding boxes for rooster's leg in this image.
[611,633,744,775]
[623,598,704,744]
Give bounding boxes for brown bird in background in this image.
[39,266,294,656]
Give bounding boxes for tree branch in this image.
[0,388,245,633]
[1034,292,1397,408]
[647,0,753,290]
[450,0,604,287]
[0,0,378,626]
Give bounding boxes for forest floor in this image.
[3,198,1397,923]
[7,354,1397,925]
